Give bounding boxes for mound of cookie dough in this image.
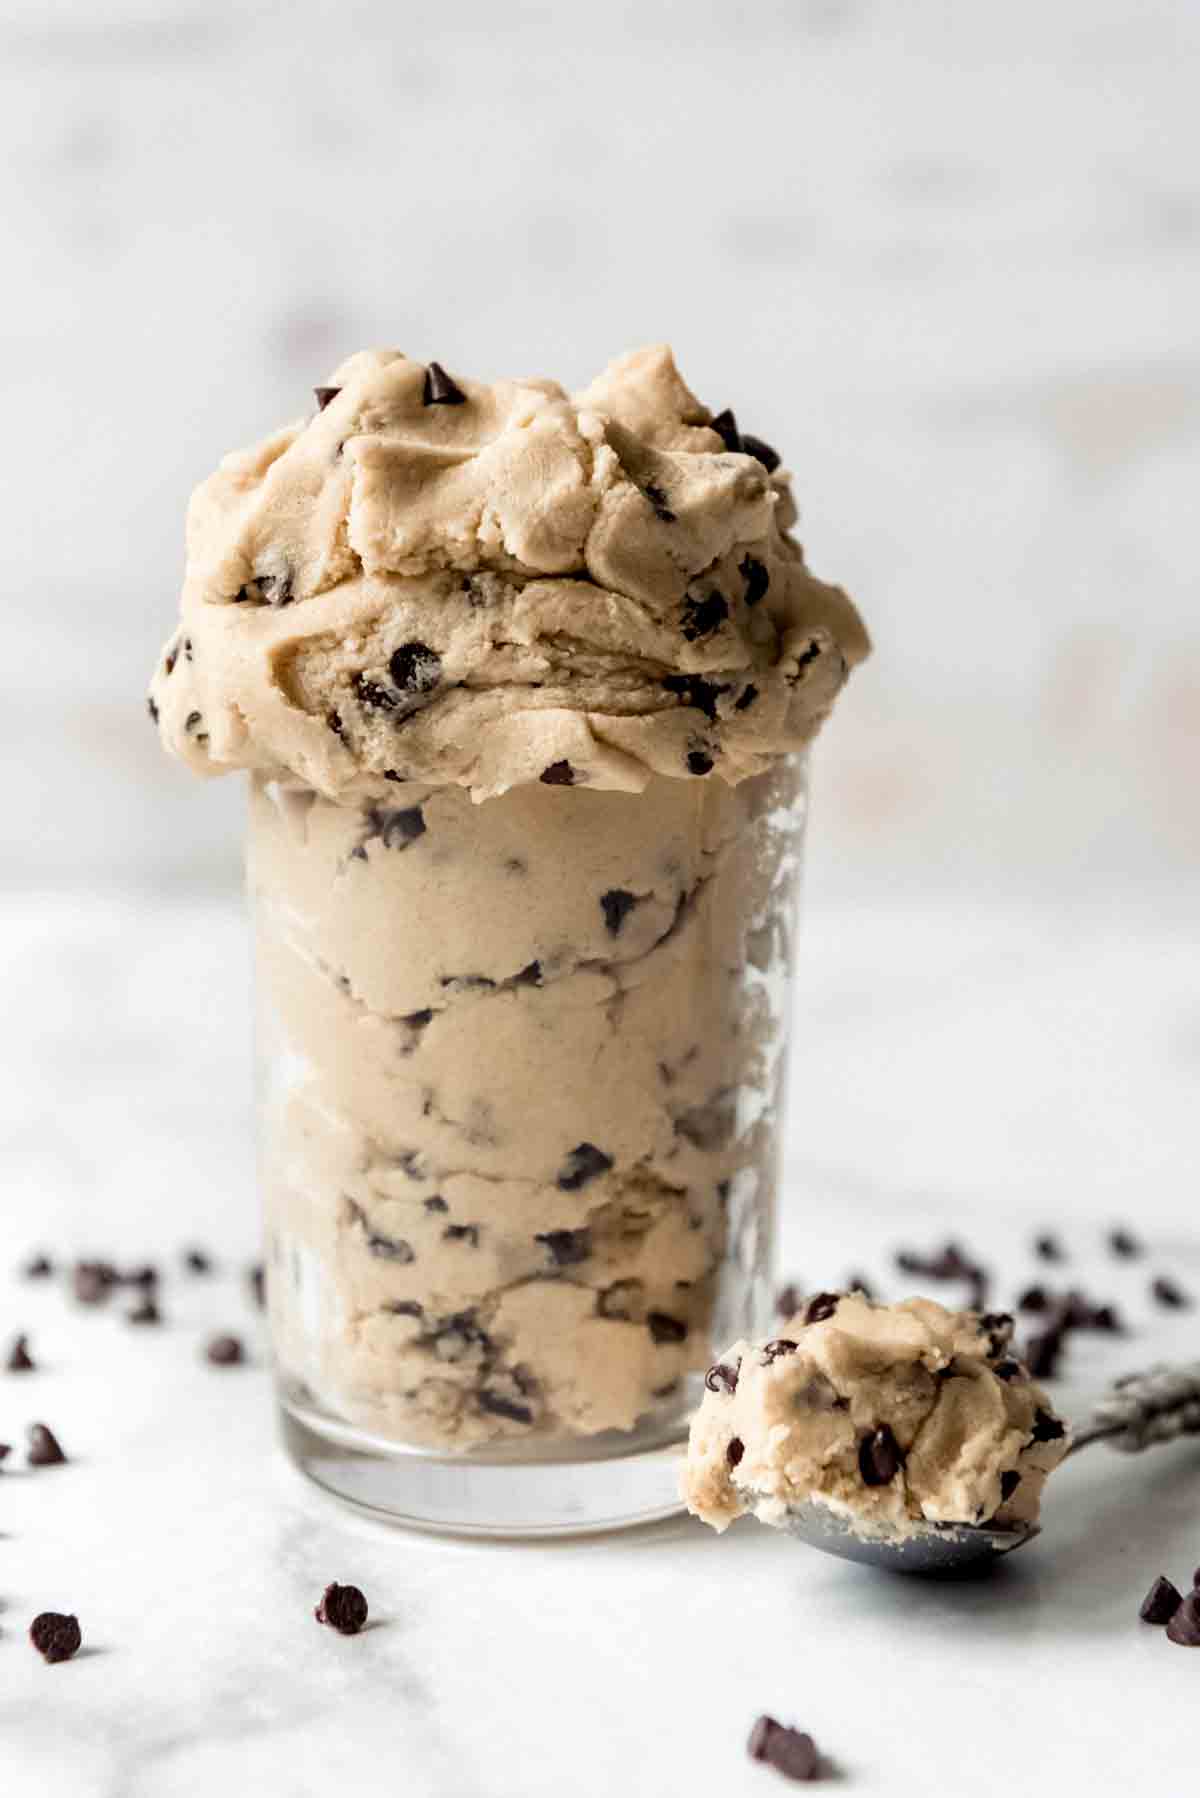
[683,1293,1070,1535]
[149,346,866,801]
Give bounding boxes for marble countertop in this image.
[2,889,1198,1796]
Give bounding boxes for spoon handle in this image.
[1068,1361,1200,1456]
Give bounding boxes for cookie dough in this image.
[151,347,866,1451]
[683,1293,1070,1534]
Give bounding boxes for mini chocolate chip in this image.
[1090,1303,1123,1333]
[643,480,676,522]
[6,1333,34,1372]
[1023,1328,1064,1379]
[313,385,342,411]
[479,1390,535,1425]
[739,554,770,606]
[859,1424,904,1487]
[423,361,466,406]
[1018,1285,1049,1312]
[389,642,442,694]
[402,1007,434,1030]
[600,889,641,936]
[992,1359,1023,1381]
[1152,1275,1190,1309]
[844,1273,874,1299]
[0,1443,10,1466]
[184,637,192,661]
[536,1228,592,1268]
[686,749,714,777]
[383,769,405,782]
[1108,1227,1142,1259]
[147,695,159,722]
[805,1292,841,1325]
[27,1423,67,1466]
[205,1334,244,1367]
[1140,1575,1183,1625]
[709,407,742,452]
[513,960,542,986]
[791,639,822,680]
[314,1582,368,1634]
[23,1253,54,1279]
[443,1223,480,1247]
[761,1338,799,1365]
[328,710,348,743]
[999,1470,1021,1501]
[734,683,759,711]
[423,1196,449,1214]
[122,1264,158,1289]
[680,590,729,642]
[73,1260,117,1305]
[1030,1407,1066,1444]
[540,759,576,786]
[647,1312,688,1344]
[248,1264,266,1309]
[29,1612,82,1663]
[726,1436,745,1467]
[740,432,781,473]
[1166,1594,1200,1647]
[164,643,178,676]
[1035,1233,1064,1263]
[127,1295,161,1326]
[353,673,398,711]
[661,673,728,722]
[365,1227,415,1263]
[389,1299,424,1319]
[705,1361,740,1395]
[747,1716,818,1783]
[557,1142,613,1191]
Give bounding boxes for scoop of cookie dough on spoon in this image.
[682,1291,1070,1572]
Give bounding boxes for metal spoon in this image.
[778,1361,1200,1575]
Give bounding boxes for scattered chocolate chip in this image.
[540,759,576,786]
[1090,1303,1123,1333]
[29,1612,82,1664]
[248,1264,266,1309]
[1035,1233,1064,1263]
[27,1423,67,1466]
[389,642,442,694]
[643,481,676,522]
[761,1339,799,1365]
[648,1312,688,1345]
[127,1295,161,1325]
[1140,1575,1183,1625]
[479,1390,535,1425]
[205,1334,244,1367]
[999,1470,1021,1502]
[600,889,641,936]
[22,1253,54,1279]
[739,554,770,606]
[1108,1227,1142,1259]
[0,1443,10,1466]
[776,1284,802,1319]
[443,1223,480,1247]
[313,385,342,411]
[1166,1594,1200,1647]
[747,1716,818,1783]
[6,1333,35,1372]
[705,1361,741,1395]
[314,1582,368,1634]
[726,1436,745,1468]
[740,433,781,474]
[1030,1407,1066,1444]
[73,1260,117,1305]
[734,683,759,711]
[536,1228,592,1268]
[557,1143,613,1191]
[686,749,715,777]
[122,1264,158,1289]
[1151,1275,1190,1309]
[805,1292,841,1325]
[183,1247,213,1276]
[1018,1285,1049,1312]
[859,1424,904,1487]
[1023,1328,1064,1379]
[681,590,729,642]
[661,673,728,722]
[709,408,742,452]
[423,361,466,406]
[147,695,159,722]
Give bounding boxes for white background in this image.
[1,6,1197,1794]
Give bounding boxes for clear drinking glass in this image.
[251,753,807,1535]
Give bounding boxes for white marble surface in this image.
[2,889,1198,1795]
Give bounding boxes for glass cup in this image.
[251,752,807,1534]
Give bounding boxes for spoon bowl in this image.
[778,1500,1038,1574]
